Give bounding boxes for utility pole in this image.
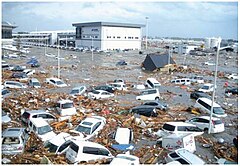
[208,37,221,134]
[145,17,149,50]
[91,36,94,61]
[168,44,172,74]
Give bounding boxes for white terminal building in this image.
[72,22,144,51]
[12,30,75,46]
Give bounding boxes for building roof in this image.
[2,21,17,28]
[142,53,176,71]
[72,22,145,28]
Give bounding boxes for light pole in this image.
[57,37,60,79]
[208,37,221,134]
[145,17,149,50]
[168,44,172,74]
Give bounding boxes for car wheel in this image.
[204,128,208,132]
[155,97,160,100]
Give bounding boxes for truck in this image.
[161,133,196,153]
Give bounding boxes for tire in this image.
[204,128,208,132]
[155,97,160,100]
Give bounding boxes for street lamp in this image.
[145,17,149,50]
[57,37,60,79]
[208,37,221,134]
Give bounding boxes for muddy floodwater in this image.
[2,45,238,164]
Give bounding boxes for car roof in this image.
[165,122,196,127]
[25,110,46,114]
[30,78,39,82]
[198,116,220,121]
[71,140,108,149]
[30,118,49,127]
[72,86,85,90]
[197,97,220,107]
[175,149,205,164]
[80,116,104,127]
[48,132,72,146]
[3,128,25,137]
[57,99,73,104]
[48,77,62,81]
[202,83,213,86]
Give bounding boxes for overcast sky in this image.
[2,1,238,39]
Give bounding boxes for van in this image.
[161,133,196,153]
[146,78,161,89]
[136,89,160,101]
[195,98,227,118]
[29,78,41,88]
[28,118,56,142]
[171,78,191,85]
[109,82,127,91]
[56,100,77,117]
[66,140,113,163]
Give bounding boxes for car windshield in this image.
[75,125,91,135]
[213,107,225,115]
[70,89,79,94]
[38,125,52,135]
[92,90,100,94]
[201,86,209,90]
[45,142,58,153]
[56,81,64,85]
[62,102,74,109]
[33,82,40,86]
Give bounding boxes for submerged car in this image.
[46,78,67,87]
[88,90,114,100]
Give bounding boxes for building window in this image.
[95,36,98,38]
[107,36,111,38]
[128,37,131,39]
[125,37,126,39]
[113,36,115,39]
[117,36,121,39]
[76,27,81,39]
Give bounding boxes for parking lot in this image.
[2,45,238,164]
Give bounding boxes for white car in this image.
[198,83,216,93]
[113,128,133,144]
[71,116,106,140]
[66,140,113,163]
[23,69,35,76]
[110,154,139,165]
[191,76,204,84]
[136,89,160,101]
[186,116,225,133]
[165,148,205,165]
[4,81,28,89]
[70,86,87,97]
[88,90,114,100]
[46,77,67,87]
[108,82,127,91]
[44,132,74,154]
[155,122,204,138]
[227,73,238,80]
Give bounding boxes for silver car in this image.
[2,128,29,155]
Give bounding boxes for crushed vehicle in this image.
[2,89,11,99]
[28,78,41,88]
[108,82,127,91]
[4,81,28,89]
[225,87,238,95]
[145,78,161,89]
[130,106,158,117]
[11,72,28,81]
[190,76,205,84]
[190,91,211,100]
[94,85,115,93]
[70,86,87,97]
[198,83,216,93]
[2,109,11,123]
[170,78,191,85]
[44,132,74,154]
[113,128,133,144]
[110,154,139,165]
[56,100,77,119]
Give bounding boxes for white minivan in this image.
[146,78,161,89]
[56,100,77,118]
[195,98,227,118]
[66,140,113,163]
[136,89,160,101]
[28,118,56,142]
